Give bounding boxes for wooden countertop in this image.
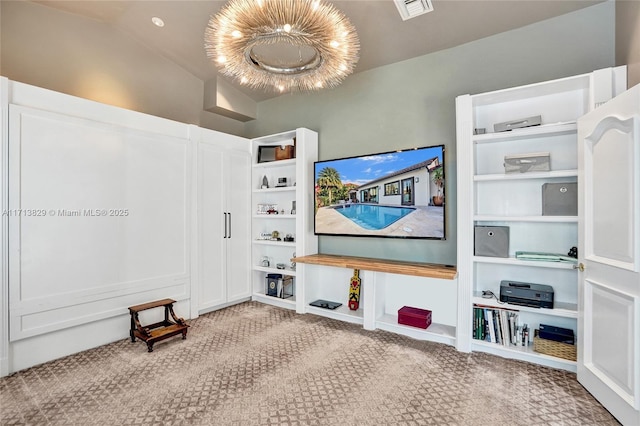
[292,254,457,280]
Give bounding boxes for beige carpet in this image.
[0,301,619,425]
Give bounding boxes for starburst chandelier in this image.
[205,0,360,93]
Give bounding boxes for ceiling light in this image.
[151,17,165,27]
[204,0,360,93]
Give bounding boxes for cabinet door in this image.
[225,149,251,301]
[577,83,640,426]
[198,142,226,310]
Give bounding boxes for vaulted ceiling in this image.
[31,0,602,102]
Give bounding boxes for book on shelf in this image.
[486,309,496,343]
[515,251,578,264]
[473,305,530,347]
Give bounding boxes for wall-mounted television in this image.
[314,145,445,240]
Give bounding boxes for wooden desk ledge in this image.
[292,254,457,280]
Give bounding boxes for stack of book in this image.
[473,305,530,346]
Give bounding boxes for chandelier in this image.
[205,0,360,93]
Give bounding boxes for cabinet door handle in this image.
[228,212,232,239]
[223,212,227,239]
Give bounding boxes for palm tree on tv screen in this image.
[317,167,342,205]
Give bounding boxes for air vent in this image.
[394,0,434,21]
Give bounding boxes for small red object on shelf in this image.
[398,306,432,329]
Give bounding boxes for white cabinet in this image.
[455,68,624,372]
[194,127,251,314]
[249,128,318,312]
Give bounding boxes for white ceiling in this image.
[31,0,602,101]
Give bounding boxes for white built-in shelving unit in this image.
[250,129,318,312]
[294,254,458,347]
[455,70,619,372]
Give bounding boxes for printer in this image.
[499,280,554,308]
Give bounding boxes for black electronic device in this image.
[499,280,554,308]
[539,324,575,345]
[309,299,342,310]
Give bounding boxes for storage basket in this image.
[504,152,550,173]
[533,329,576,361]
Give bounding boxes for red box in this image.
[398,306,432,329]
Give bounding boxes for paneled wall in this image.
[4,81,193,372]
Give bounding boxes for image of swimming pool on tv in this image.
[333,204,414,230]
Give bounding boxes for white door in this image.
[225,149,251,302]
[198,141,226,311]
[577,84,640,426]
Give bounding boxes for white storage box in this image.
[494,115,542,132]
[504,152,550,174]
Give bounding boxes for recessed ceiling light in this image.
[152,17,165,27]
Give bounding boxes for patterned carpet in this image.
[0,301,619,425]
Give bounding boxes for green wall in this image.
[245,2,615,265]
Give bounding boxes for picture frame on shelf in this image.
[257,204,277,215]
[258,144,295,163]
[258,146,276,163]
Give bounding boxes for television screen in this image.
[314,145,445,240]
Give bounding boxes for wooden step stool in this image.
[128,298,189,352]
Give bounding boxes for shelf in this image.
[471,73,589,107]
[306,304,364,325]
[472,122,577,144]
[252,130,297,143]
[253,214,296,219]
[253,240,296,248]
[252,186,296,193]
[251,128,318,319]
[473,256,577,269]
[471,339,576,372]
[474,215,577,223]
[473,295,577,318]
[253,265,297,276]
[293,254,457,280]
[455,72,610,373]
[375,314,456,346]
[252,158,296,169]
[252,293,296,310]
[474,169,577,182]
